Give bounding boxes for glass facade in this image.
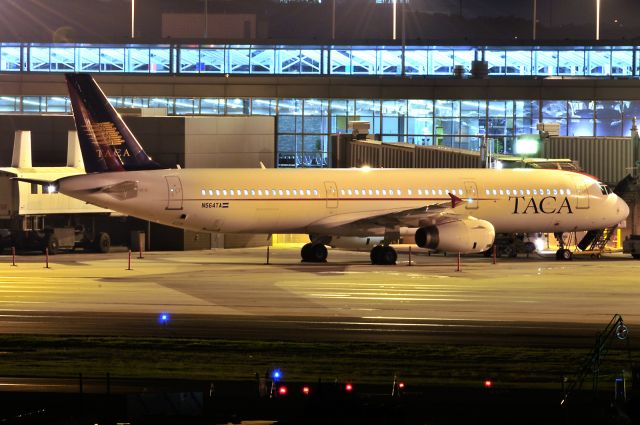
[1,43,639,77]
[3,95,637,167]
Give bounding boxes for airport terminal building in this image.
[2,42,640,169]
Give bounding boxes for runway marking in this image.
[361,316,512,322]
[309,294,473,301]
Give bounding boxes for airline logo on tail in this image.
[84,122,132,158]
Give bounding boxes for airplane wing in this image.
[309,193,469,230]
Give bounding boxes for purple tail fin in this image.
[65,73,163,173]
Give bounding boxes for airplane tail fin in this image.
[65,73,164,173]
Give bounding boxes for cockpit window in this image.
[599,184,612,195]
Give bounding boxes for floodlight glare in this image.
[514,137,539,155]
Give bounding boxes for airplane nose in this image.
[617,196,630,222]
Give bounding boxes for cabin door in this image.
[324,181,338,208]
[575,180,590,209]
[165,175,183,210]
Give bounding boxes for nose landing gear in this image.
[554,232,573,261]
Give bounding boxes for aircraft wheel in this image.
[301,243,313,262]
[370,245,384,264]
[94,232,111,253]
[380,246,397,265]
[523,241,536,254]
[556,248,573,261]
[309,244,328,262]
[302,243,327,262]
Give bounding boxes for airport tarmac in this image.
[0,247,639,346]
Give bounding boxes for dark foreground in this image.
[1,378,639,425]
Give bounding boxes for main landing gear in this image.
[370,245,397,265]
[300,243,328,262]
[554,232,573,261]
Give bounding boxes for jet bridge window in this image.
[31,183,39,194]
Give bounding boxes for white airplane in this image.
[49,74,629,264]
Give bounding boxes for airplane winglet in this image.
[448,192,463,208]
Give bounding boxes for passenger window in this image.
[355,189,360,195]
[546,189,551,195]
[347,189,352,195]
[390,189,395,195]
[526,189,530,195]
[553,189,558,195]
[560,189,564,195]
[382,189,387,195]
[418,189,423,195]
[222,190,227,196]
[492,189,497,195]
[506,189,511,195]
[397,189,402,195]
[251,189,256,196]
[438,189,443,195]
[375,189,380,195]
[340,189,345,195]
[368,189,373,195]
[230,190,235,196]
[306,189,311,196]
[499,189,504,195]
[408,189,413,195]
[285,189,290,196]
[313,189,318,196]
[567,189,572,195]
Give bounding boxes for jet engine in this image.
[414,218,495,253]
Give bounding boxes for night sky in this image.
[0,0,637,42]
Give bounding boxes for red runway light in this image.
[302,386,310,395]
[398,382,405,389]
[278,386,288,395]
[345,383,353,392]
[484,380,493,388]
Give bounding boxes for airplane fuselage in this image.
[58,167,628,237]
